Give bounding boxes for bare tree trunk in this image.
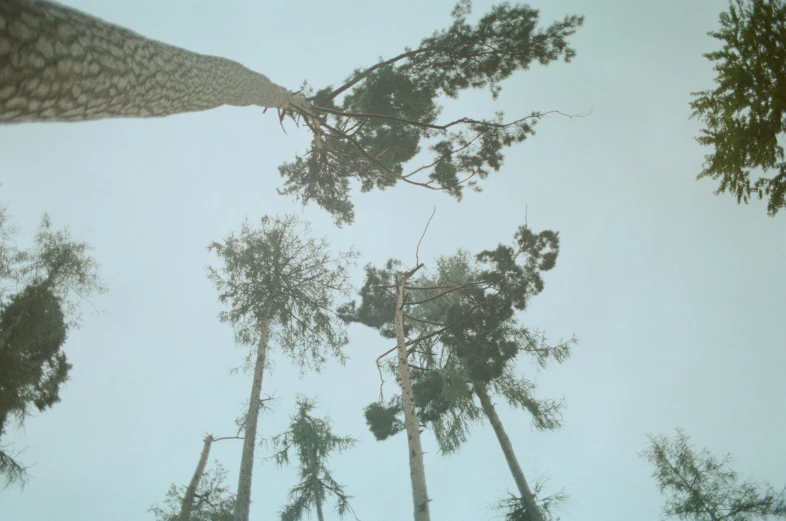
[234,310,272,521]
[0,0,309,123]
[475,385,544,521]
[394,267,431,521]
[179,434,214,521]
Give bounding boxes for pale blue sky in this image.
[1,1,785,520]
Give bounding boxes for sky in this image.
[1,0,785,520]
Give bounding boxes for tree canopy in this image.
[691,0,786,215]
[641,429,786,520]
[149,462,237,521]
[280,1,584,225]
[207,214,358,372]
[0,208,105,488]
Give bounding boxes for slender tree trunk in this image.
[234,309,273,521]
[314,479,325,521]
[0,0,309,123]
[394,267,431,521]
[179,434,214,521]
[475,385,544,521]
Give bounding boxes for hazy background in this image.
[1,0,784,520]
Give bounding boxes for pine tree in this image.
[149,460,237,521]
[641,429,786,520]
[0,210,105,488]
[207,215,357,521]
[341,223,568,521]
[269,396,358,521]
[1,0,584,225]
[690,0,786,215]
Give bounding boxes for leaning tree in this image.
[372,249,576,521]
[340,222,567,521]
[149,459,237,521]
[0,0,584,224]
[207,214,357,521]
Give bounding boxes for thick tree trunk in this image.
[394,268,431,521]
[0,0,309,122]
[475,385,544,521]
[179,434,214,521]
[234,310,272,521]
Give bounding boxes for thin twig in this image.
[415,207,436,267]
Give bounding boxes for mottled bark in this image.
[234,310,272,521]
[179,434,214,521]
[394,267,431,521]
[475,385,544,521]
[0,0,310,122]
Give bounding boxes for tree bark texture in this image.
[475,385,544,521]
[234,310,272,521]
[179,434,214,521]
[395,271,431,521]
[0,0,308,122]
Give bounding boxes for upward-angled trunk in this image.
[475,385,544,521]
[394,267,431,521]
[0,0,309,123]
[234,309,273,521]
[179,434,214,521]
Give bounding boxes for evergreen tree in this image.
[0,211,105,488]
[341,223,565,521]
[207,215,357,521]
[1,0,584,225]
[269,396,358,521]
[149,461,237,521]
[690,0,786,215]
[641,429,786,520]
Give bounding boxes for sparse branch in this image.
[415,208,436,267]
[323,48,432,101]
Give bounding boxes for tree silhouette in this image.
[690,0,786,215]
[207,214,356,521]
[269,396,358,521]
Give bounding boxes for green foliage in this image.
[690,0,786,215]
[347,224,575,454]
[427,226,560,384]
[363,398,405,441]
[0,283,68,433]
[641,429,786,520]
[0,208,105,488]
[207,215,358,372]
[148,462,236,521]
[279,2,584,225]
[270,396,358,521]
[491,480,569,521]
[337,259,401,339]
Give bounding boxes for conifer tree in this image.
[0,209,105,488]
[341,223,566,521]
[641,429,786,520]
[690,0,786,215]
[269,396,358,521]
[207,215,356,521]
[1,0,584,224]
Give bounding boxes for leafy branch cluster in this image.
[0,205,105,488]
[277,2,584,225]
[691,0,786,215]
